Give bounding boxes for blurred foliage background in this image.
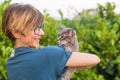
[0,0,120,80]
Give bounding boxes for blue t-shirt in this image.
[6,46,72,80]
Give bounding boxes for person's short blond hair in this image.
[2,3,44,44]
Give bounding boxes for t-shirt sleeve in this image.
[45,46,72,77]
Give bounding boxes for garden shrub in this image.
[0,1,120,80]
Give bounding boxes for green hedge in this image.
[0,1,120,80]
[0,0,12,80]
[60,2,120,80]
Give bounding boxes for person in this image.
[2,3,100,80]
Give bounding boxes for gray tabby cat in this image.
[58,27,79,80]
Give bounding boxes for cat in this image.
[58,27,79,80]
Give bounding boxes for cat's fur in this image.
[58,27,79,80]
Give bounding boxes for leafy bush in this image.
[0,44,13,80]
[0,0,12,80]
[40,13,62,46]
[60,2,120,80]
[0,1,120,80]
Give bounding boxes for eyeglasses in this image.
[34,24,44,35]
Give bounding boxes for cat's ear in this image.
[69,29,75,37]
[68,30,73,36]
[57,26,63,31]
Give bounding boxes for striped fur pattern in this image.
[58,27,79,80]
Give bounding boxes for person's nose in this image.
[38,29,44,36]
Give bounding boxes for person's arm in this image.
[65,52,100,69]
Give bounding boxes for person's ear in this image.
[11,30,21,38]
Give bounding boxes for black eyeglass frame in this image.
[34,24,44,35]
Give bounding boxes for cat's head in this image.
[58,27,76,44]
